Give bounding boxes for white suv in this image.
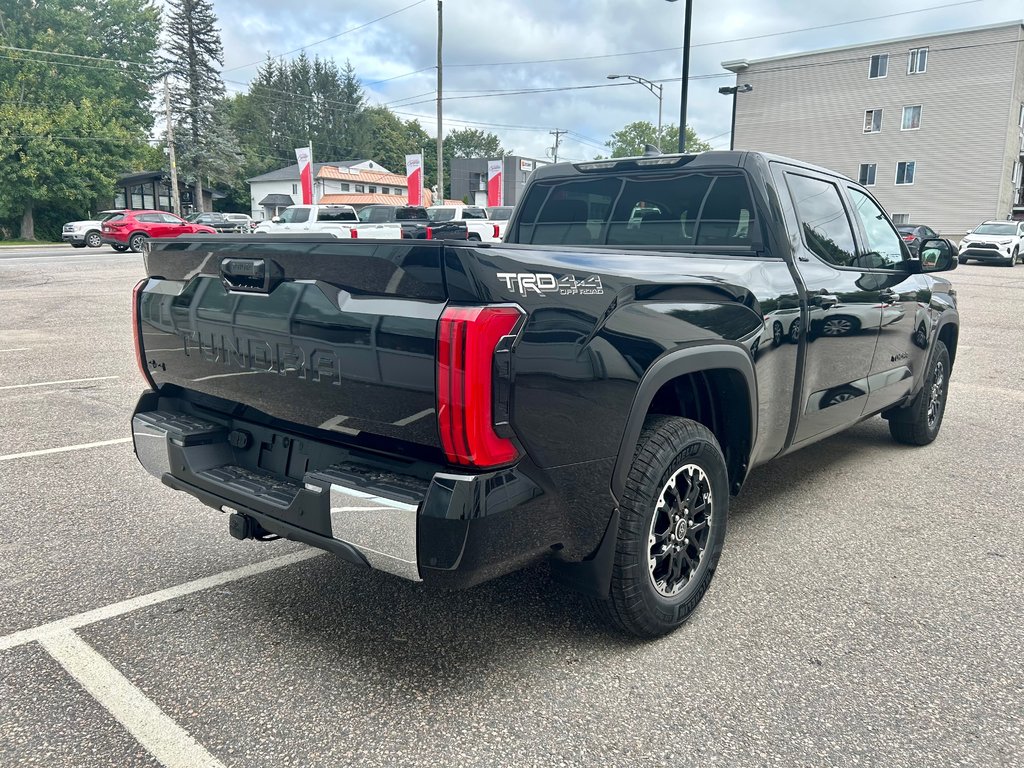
[61,210,124,248]
[958,220,1024,266]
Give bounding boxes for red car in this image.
[101,210,217,252]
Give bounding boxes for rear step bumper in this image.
[131,395,553,588]
[133,408,421,581]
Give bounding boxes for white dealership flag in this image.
[295,146,313,204]
[487,159,504,207]
[406,154,423,205]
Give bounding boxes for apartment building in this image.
[722,22,1024,235]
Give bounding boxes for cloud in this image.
[211,0,1016,160]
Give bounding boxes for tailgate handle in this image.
[220,258,278,293]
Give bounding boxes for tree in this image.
[0,0,161,239]
[605,121,712,158]
[165,0,237,212]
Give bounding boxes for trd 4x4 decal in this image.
[496,272,604,297]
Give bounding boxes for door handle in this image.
[879,289,900,303]
[812,290,839,309]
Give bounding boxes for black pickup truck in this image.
[131,151,959,637]
[355,204,468,240]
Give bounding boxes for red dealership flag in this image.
[487,159,503,206]
[295,146,313,204]
[406,154,423,205]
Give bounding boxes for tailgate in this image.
[137,237,447,457]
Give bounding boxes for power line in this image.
[221,0,429,74]
[364,66,435,86]
[442,0,986,69]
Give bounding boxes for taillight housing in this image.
[492,224,500,239]
[132,279,156,388]
[437,305,523,468]
[425,227,434,240]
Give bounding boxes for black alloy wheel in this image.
[887,340,950,445]
[594,416,729,637]
[772,321,784,347]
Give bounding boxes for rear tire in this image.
[957,256,968,264]
[128,232,147,253]
[593,416,729,637]
[112,244,129,252]
[887,340,950,446]
[468,233,481,242]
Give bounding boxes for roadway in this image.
[1,253,1022,767]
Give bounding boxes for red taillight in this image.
[902,234,915,242]
[350,228,358,238]
[132,279,156,387]
[437,306,523,467]
[492,224,500,239]
[426,227,434,240]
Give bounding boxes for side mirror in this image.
[918,238,957,272]
[271,216,282,224]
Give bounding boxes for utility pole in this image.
[163,74,181,216]
[666,0,693,152]
[436,0,444,202]
[549,129,567,163]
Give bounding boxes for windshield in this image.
[487,207,512,221]
[972,223,1017,236]
[427,208,455,222]
[395,207,426,221]
[278,207,310,224]
[514,170,757,249]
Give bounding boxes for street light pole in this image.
[436,0,444,203]
[666,0,692,153]
[718,84,752,150]
[607,74,664,146]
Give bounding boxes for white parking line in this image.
[0,347,31,352]
[0,550,321,651]
[393,407,435,426]
[0,438,132,463]
[0,375,119,390]
[40,630,225,768]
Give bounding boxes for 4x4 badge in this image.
[497,272,604,297]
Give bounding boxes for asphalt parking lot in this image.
[1,244,1022,767]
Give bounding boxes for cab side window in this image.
[785,173,857,267]
[847,188,907,268]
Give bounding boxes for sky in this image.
[208,0,1021,165]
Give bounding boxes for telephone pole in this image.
[435,0,444,202]
[163,74,181,216]
[549,129,567,163]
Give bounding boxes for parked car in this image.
[896,224,940,257]
[185,212,244,233]
[222,213,255,233]
[101,210,217,252]
[427,205,501,242]
[131,149,959,637]
[487,206,514,240]
[958,220,1024,266]
[61,210,124,248]
[252,204,402,239]
[356,205,468,240]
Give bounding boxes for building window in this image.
[355,185,364,193]
[892,213,910,225]
[291,183,298,194]
[864,109,882,133]
[901,105,922,130]
[868,54,888,79]
[896,161,916,185]
[340,183,350,192]
[908,47,928,74]
[369,186,377,193]
[858,164,877,186]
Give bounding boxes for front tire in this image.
[1005,251,1016,267]
[595,416,729,637]
[887,340,951,445]
[85,231,102,248]
[958,256,968,264]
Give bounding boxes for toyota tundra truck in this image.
[131,150,960,637]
